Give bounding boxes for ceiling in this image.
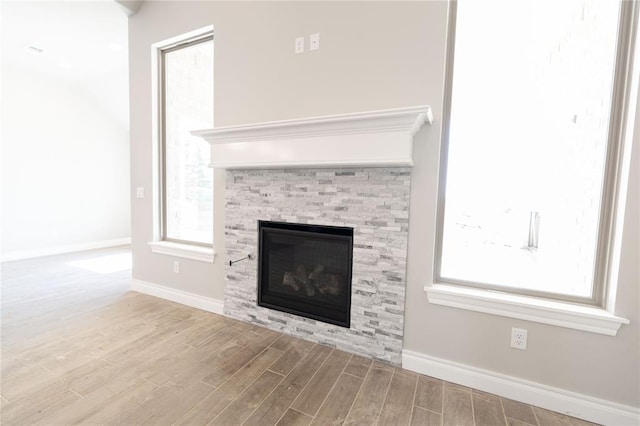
[1,1,129,82]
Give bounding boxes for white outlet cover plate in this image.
[511,327,528,350]
[310,33,319,51]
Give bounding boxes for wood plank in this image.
[71,338,189,395]
[182,318,236,348]
[2,338,73,374]
[410,406,443,426]
[501,397,538,425]
[134,324,247,389]
[533,407,573,426]
[7,357,111,406]
[414,375,443,414]
[169,343,246,388]
[442,382,474,426]
[276,409,313,426]
[0,361,60,401]
[344,355,372,378]
[35,376,157,425]
[0,390,81,425]
[506,419,536,426]
[175,346,285,425]
[567,416,600,426]
[271,334,299,351]
[142,336,221,386]
[291,349,352,416]
[210,370,285,425]
[243,344,332,426]
[232,325,271,347]
[344,362,394,426]
[80,379,159,424]
[472,390,506,426]
[567,416,599,426]
[139,381,215,425]
[200,330,281,388]
[102,317,198,365]
[111,383,178,425]
[378,368,418,426]
[268,338,315,376]
[78,319,171,359]
[311,373,363,425]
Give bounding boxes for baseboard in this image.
[130,279,224,315]
[402,350,639,426]
[1,238,132,262]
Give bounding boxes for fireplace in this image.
[257,220,353,327]
[195,106,431,364]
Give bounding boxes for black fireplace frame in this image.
[257,220,353,328]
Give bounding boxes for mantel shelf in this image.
[191,105,433,169]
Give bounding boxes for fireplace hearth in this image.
[258,221,353,327]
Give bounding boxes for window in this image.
[149,28,215,263]
[161,34,213,246]
[432,0,637,325]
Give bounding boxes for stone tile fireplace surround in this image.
[194,106,432,365]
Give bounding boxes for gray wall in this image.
[128,1,640,408]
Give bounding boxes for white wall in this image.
[1,65,131,260]
[128,0,639,411]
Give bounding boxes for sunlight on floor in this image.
[66,252,131,274]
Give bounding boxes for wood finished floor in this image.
[1,247,598,426]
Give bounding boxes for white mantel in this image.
[192,105,433,169]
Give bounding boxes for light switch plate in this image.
[295,36,304,54]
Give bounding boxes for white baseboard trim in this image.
[130,279,224,315]
[402,349,639,426]
[1,238,132,262]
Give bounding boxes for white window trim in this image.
[149,25,216,263]
[148,241,215,263]
[425,284,629,336]
[427,2,639,334]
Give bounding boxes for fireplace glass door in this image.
[258,221,353,327]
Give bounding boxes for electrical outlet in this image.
[511,327,527,350]
[309,33,320,51]
[173,261,180,273]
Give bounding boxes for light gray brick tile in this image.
[223,167,410,365]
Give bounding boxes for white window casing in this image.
[149,26,215,262]
[427,1,639,335]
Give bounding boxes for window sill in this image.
[424,284,629,336]
[148,241,215,263]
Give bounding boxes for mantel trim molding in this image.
[192,105,433,169]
